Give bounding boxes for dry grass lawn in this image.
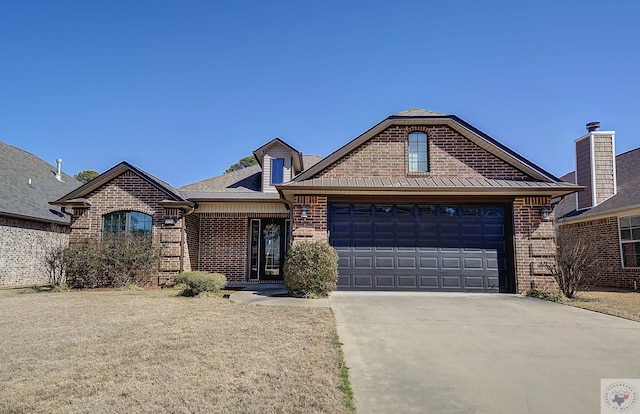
[564,290,640,322]
[0,288,352,414]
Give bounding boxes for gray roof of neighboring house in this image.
[0,141,81,224]
[557,147,640,220]
[179,155,323,200]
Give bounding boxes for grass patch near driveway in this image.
[563,290,640,322]
[0,288,351,414]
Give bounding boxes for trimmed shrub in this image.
[283,241,338,298]
[175,271,227,296]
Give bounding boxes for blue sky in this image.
[1,1,638,186]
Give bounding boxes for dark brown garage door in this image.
[329,203,510,292]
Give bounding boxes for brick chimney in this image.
[574,121,616,210]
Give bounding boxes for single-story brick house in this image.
[0,141,81,287]
[555,122,640,289]
[51,109,580,293]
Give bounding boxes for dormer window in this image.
[271,158,285,185]
[408,131,428,173]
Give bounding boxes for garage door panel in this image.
[441,257,462,269]
[354,239,373,250]
[464,276,485,288]
[374,222,393,234]
[330,203,509,292]
[462,224,482,236]
[353,256,373,269]
[485,223,505,236]
[353,222,372,235]
[375,256,394,269]
[375,275,395,287]
[419,257,439,269]
[397,246,417,252]
[397,276,417,287]
[420,275,439,288]
[439,223,460,234]
[397,257,417,269]
[337,275,351,287]
[354,275,373,287]
[442,276,462,288]
[463,257,484,269]
[337,256,351,268]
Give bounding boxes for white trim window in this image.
[103,211,152,237]
[408,131,428,173]
[619,214,640,268]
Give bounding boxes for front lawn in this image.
[0,288,352,413]
[564,290,640,322]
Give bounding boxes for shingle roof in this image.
[179,155,323,200]
[180,165,262,192]
[557,147,640,220]
[391,108,448,117]
[0,141,81,224]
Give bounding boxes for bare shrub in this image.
[43,244,67,286]
[65,241,103,288]
[546,239,600,299]
[65,234,161,288]
[101,233,161,287]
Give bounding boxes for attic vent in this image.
[586,121,601,132]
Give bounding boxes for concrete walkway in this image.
[229,284,329,307]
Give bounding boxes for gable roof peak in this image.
[391,108,449,118]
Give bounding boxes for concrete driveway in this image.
[329,292,640,414]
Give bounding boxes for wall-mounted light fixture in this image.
[540,206,551,221]
[300,205,308,219]
[164,217,177,225]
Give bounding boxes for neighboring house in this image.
[0,141,81,286]
[555,122,640,289]
[51,109,580,293]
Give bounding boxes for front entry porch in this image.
[249,218,290,282]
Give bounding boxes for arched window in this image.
[103,211,152,237]
[408,131,428,172]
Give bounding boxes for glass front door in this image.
[249,218,288,281]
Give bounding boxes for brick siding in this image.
[0,216,69,287]
[513,196,558,293]
[198,212,289,283]
[558,217,640,289]
[67,171,190,286]
[291,196,328,243]
[317,125,534,180]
